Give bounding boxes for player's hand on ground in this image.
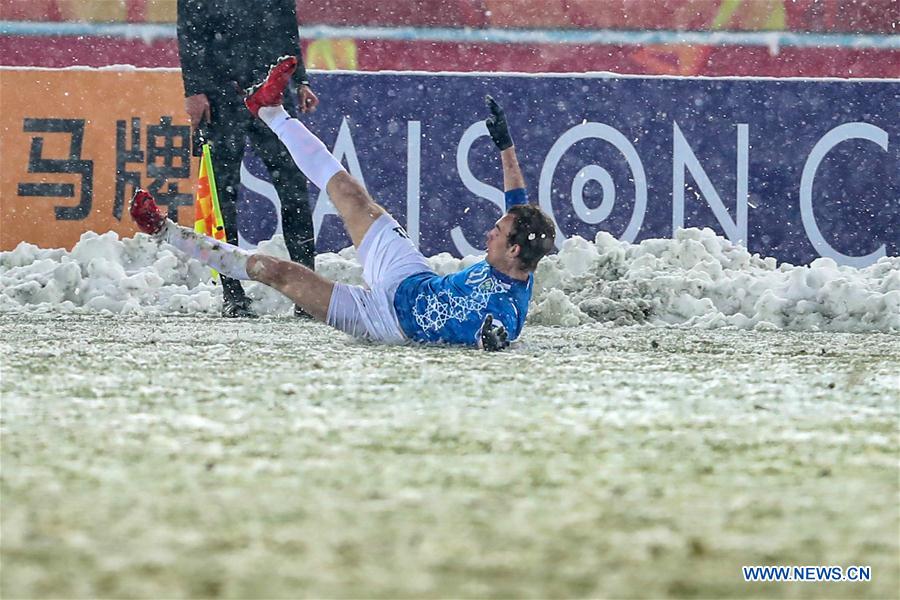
[480,314,510,352]
[485,95,513,150]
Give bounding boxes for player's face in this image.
[485,213,516,266]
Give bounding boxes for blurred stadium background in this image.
[2,0,898,77]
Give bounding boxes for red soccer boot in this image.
[129,189,166,235]
[244,55,298,117]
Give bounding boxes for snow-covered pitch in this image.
[1,230,898,597]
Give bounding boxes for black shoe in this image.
[293,304,313,319]
[222,297,258,318]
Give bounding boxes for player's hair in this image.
[506,205,555,271]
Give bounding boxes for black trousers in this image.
[204,89,316,302]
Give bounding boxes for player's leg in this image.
[248,119,316,271]
[245,255,333,321]
[258,107,384,248]
[244,56,386,249]
[130,189,333,321]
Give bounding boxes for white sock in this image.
[258,106,344,190]
[160,221,251,280]
[257,105,291,130]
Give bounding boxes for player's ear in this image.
[508,243,521,259]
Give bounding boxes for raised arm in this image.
[500,147,525,192]
[485,95,527,207]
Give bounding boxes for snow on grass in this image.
[2,314,897,598]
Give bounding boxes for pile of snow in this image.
[1,228,898,333]
[530,228,899,332]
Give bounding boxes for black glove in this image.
[480,314,510,352]
[485,95,513,151]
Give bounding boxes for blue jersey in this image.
[394,263,533,346]
[393,188,532,346]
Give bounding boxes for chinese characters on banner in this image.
[0,68,196,250]
[15,116,192,224]
[115,116,192,221]
[17,118,93,220]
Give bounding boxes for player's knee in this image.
[247,254,288,284]
[328,171,378,213]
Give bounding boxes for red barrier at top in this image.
[1,0,897,33]
[3,34,898,79]
[474,0,900,34]
[294,0,488,28]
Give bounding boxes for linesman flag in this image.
[194,143,226,241]
[193,143,226,278]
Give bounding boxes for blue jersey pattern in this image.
[394,263,533,346]
[393,188,532,346]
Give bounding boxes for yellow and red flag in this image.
[193,143,226,279]
[193,143,225,242]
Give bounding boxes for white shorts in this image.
[326,214,433,343]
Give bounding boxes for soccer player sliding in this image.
[131,56,556,351]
